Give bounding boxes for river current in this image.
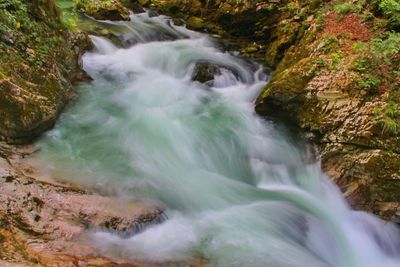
[33,12,400,267]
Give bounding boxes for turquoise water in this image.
[33,13,400,267]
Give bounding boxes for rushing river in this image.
[33,12,400,267]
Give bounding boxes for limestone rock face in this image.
[0,1,93,144]
[253,5,400,221]
[0,79,57,141]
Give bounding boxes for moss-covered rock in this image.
[186,16,204,30]
[0,0,92,143]
[76,0,130,20]
[254,2,400,221]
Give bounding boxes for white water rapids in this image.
[33,13,400,267]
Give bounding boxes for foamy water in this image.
[33,12,400,267]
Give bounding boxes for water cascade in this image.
[33,12,400,267]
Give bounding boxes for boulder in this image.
[192,62,221,83]
[77,0,130,21]
[0,153,164,266]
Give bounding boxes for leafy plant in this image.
[357,74,381,93]
[353,57,374,72]
[371,32,400,60]
[330,51,343,66]
[373,0,400,29]
[322,35,340,53]
[334,2,354,15]
[352,41,368,53]
[374,101,400,135]
[313,58,326,67]
[287,2,298,11]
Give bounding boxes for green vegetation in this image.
[313,58,326,68]
[0,0,29,34]
[357,74,381,93]
[352,41,368,52]
[371,32,400,60]
[322,35,340,53]
[361,31,400,133]
[351,32,399,89]
[56,0,79,29]
[284,0,400,136]
[0,0,64,71]
[330,51,343,67]
[287,2,299,11]
[75,0,115,10]
[373,0,400,30]
[374,101,400,135]
[334,2,354,15]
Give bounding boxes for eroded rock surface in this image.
[0,0,93,144]
[0,143,165,266]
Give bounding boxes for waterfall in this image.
[32,12,400,267]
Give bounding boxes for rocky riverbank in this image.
[0,143,164,266]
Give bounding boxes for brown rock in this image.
[0,147,164,266]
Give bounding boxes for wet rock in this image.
[0,2,93,144]
[101,210,166,237]
[192,62,221,83]
[121,0,146,13]
[0,32,90,144]
[77,0,130,21]
[138,0,150,7]
[186,16,204,30]
[321,145,400,221]
[0,152,164,266]
[241,45,259,53]
[0,79,58,143]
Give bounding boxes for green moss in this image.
[371,32,400,61]
[356,74,381,93]
[334,2,354,15]
[374,101,400,135]
[138,0,150,6]
[260,58,313,102]
[0,0,90,142]
[321,35,340,53]
[373,0,400,30]
[352,41,368,53]
[186,16,204,29]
